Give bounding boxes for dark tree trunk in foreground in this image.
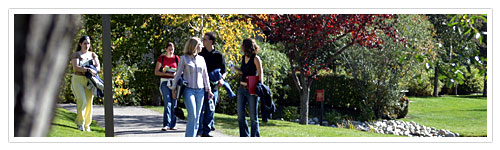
[14,14,80,137]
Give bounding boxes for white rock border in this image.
[299,117,460,137]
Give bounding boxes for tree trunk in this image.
[14,14,81,136]
[152,44,162,106]
[299,86,310,125]
[151,16,162,106]
[454,83,458,96]
[433,62,439,97]
[299,76,312,125]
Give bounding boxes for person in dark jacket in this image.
[208,68,236,99]
[197,32,227,137]
[255,82,276,122]
[84,64,103,98]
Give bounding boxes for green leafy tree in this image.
[427,14,486,96]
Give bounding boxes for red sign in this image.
[316,89,324,102]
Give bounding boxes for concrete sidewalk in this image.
[57,104,232,137]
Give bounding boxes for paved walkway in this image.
[57,104,232,137]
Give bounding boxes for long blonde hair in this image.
[183,37,201,56]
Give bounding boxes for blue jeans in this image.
[183,87,205,137]
[237,87,260,137]
[198,89,218,135]
[160,81,177,128]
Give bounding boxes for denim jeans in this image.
[237,87,260,137]
[183,87,205,137]
[198,89,218,135]
[160,81,176,128]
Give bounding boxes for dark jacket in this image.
[255,82,276,122]
[84,64,104,98]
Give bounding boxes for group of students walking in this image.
[71,32,264,137]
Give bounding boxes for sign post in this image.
[102,14,114,137]
[316,89,324,126]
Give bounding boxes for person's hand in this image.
[208,91,214,100]
[89,69,97,76]
[217,79,224,87]
[172,90,177,99]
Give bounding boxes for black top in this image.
[240,55,258,83]
[199,47,226,74]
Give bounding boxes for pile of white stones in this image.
[293,117,460,137]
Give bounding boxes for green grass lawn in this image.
[47,108,106,137]
[143,106,399,137]
[46,95,484,137]
[400,95,487,137]
[145,95,486,137]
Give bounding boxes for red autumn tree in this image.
[249,14,405,124]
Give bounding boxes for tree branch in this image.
[289,47,303,91]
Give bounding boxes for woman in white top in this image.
[172,37,214,137]
[71,35,100,132]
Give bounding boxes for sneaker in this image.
[210,126,216,131]
[169,127,178,130]
[85,127,91,132]
[77,125,84,131]
[161,126,168,131]
[201,134,213,137]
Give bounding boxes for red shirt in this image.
[157,55,178,70]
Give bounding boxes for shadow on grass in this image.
[214,115,293,131]
[51,123,79,130]
[462,109,487,112]
[214,116,239,130]
[55,108,77,122]
[115,129,184,136]
[448,95,487,100]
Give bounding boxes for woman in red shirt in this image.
[155,42,179,131]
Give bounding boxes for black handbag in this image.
[175,77,188,100]
[174,107,185,120]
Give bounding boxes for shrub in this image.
[457,66,485,95]
[338,43,410,120]
[396,96,409,119]
[324,110,343,125]
[406,67,443,96]
[281,106,300,121]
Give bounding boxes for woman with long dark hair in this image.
[70,35,100,132]
[155,42,179,131]
[233,38,264,137]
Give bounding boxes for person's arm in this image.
[154,62,175,78]
[154,55,175,78]
[201,58,214,99]
[218,54,228,87]
[92,52,101,72]
[219,54,227,79]
[171,56,184,88]
[254,55,264,82]
[201,58,211,92]
[171,56,184,99]
[233,56,243,74]
[71,52,90,73]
